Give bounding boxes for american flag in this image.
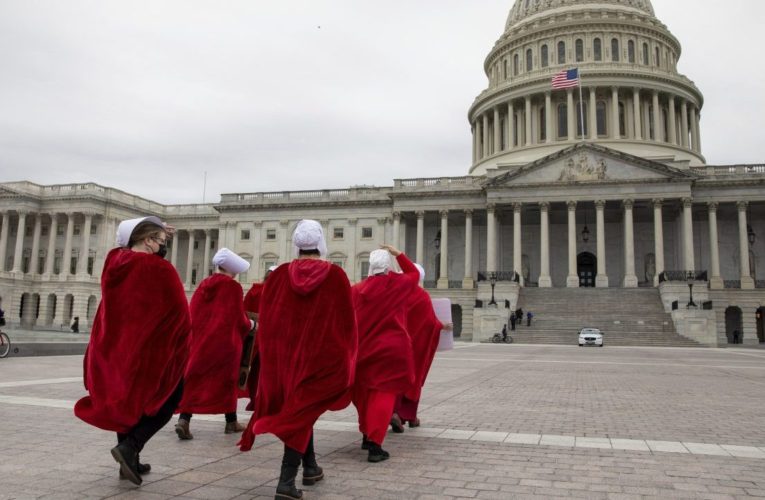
[551,68,580,89]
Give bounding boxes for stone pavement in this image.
[2,344,765,499]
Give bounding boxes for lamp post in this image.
[748,224,756,246]
[489,271,498,306]
[686,271,697,308]
[582,213,590,243]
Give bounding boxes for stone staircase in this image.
[512,288,701,347]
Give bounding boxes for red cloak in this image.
[241,282,264,409]
[403,287,443,402]
[239,259,357,453]
[352,253,419,393]
[178,273,251,415]
[74,248,190,433]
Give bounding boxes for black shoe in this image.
[367,443,390,463]
[110,442,142,485]
[390,413,405,433]
[361,434,371,450]
[275,463,303,500]
[302,464,324,486]
[119,460,151,479]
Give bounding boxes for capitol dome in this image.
[468,0,704,175]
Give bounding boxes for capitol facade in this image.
[1,0,763,346]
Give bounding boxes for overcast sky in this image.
[0,1,763,204]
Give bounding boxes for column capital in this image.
[539,201,550,211]
[682,198,693,208]
[544,91,551,98]
[623,199,634,210]
[392,211,401,221]
[611,85,619,92]
[15,209,30,216]
[707,201,719,211]
[737,200,749,211]
[347,218,358,226]
[595,200,606,209]
[486,203,496,212]
[567,200,577,211]
[513,203,523,213]
[439,209,449,218]
[253,220,263,228]
[464,208,474,217]
[377,218,389,226]
[566,88,573,95]
[415,210,425,219]
[652,89,659,97]
[652,198,664,208]
[279,220,289,227]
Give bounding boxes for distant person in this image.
[516,308,524,326]
[510,313,517,331]
[527,311,533,327]
[733,329,741,344]
[71,316,80,333]
[501,324,508,342]
[0,305,6,327]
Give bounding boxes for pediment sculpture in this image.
[558,152,608,182]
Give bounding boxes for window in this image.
[90,224,97,235]
[539,107,546,141]
[333,227,344,239]
[662,109,668,141]
[54,254,61,274]
[557,41,566,64]
[557,104,568,138]
[655,46,660,67]
[41,226,49,236]
[38,256,45,274]
[193,240,199,249]
[611,38,620,62]
[526,48,533,71]
[513,54,519,76]
[593,38,602,61]
[87,256,94,275]
[648,104,655,139]
[191,269,197,285]
[628,40,635,63]
[73,225,81,236]
[642,43,649,65]
[576,101,588,137]
[331,260,344,269]
[22,256,29,273]
[361,261,370,280]
[541,44,549,67]
[264,260,277,273]
[57,225,64,236]
[575,39,583,62]
[619,102,626,137]
[241,229,251,241]
[361,227,373,239]
[266,229,276,240]
[25,226,32,237]
[596,101,607,136]
[70,257,77,275]
[503,59,508,79]
[210,239,216,249]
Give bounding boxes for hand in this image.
[379,244,402,256]
[443,322,454,331]
[162,223,177,236]
[249,319,256,330]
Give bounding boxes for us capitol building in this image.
[1,0,763,346]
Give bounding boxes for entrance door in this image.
[577,252,597,288]
[725,306,743,344]
[757,307,764,343]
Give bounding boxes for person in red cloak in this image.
[74,216,190,486]
[239,220,357,500]
[175,248,254,439]
[351,245,419,462]
[390,263,452,432]
[240,265,277,412]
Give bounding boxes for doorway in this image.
[725,306,743,344]
[757,307,764,343]
[577,252,597,287]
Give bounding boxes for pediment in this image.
[486,143,697,188]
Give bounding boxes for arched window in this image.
[596,101,607,136]
[526,48,533,72]
[557,103,568,138]
[541,44,549,67]
[513,54,519,76]
[593,38,602,61]
[611,38,620,62]
[628,40,635,63]
[557,41,566,64]
[642,43,649,65]
[539,107,546,141]
[576,100,588,137]
[503,59,508,80]
[661,109,668,141]
[619,102,626,137]
[655,47,661,67]
[648,104,655,139]
[575,39,584,62]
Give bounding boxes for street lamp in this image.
[581,213,590,243]
[686,271,697,308]
[434,230,441,250]
[489,271,498,306]
[748,224,756,246]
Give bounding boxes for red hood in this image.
[196,273,233,302]
[288,259,332,295]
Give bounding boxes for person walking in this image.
[526,311,533,327]
[510,313,517,331]
[70,316,80,333]
[501,324,508,342]
[74,216,190,486]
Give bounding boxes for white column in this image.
[392,212,401,248]
[44,214,58,276]
[653,200,665,287]
[185,230,195,288]
[567,201,579,287]
[170,230,179,268]
[12,211,28,273]
[690,106,701,153]
[652,90,661,141]
[415,211,425,265]
[472,124,478,163]
[437,210,449,289]
[545,92,553,144]
[513,203,523,285]
[539,202,551,288]
[595,200,609,287]
[347,219,358,280]
[400,218,407,255]
[62,213,75,279]
[589,88,597,140]
[507,102,515,150]
[567,89,575,141]
[667,95,677,145]
[611,87,620,139]
[622,200,638,287]
[708,202,723,289]
[202,230,212,279]
[682,198,695,271]
[493,107,501,153]
[29,213,42,275]
[482,114,490,157]
[77,213,93,276]
[487,204,497,274]
[633,88,642,140]
[524,97,532,146]
[463,210,474,288]
[0,211,9,272]
[680,100,689,149]
[738,201,755,289]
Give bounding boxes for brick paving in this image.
[1,344,765,499]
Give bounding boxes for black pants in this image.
[180,412,238,423]
[117,380,184,453]
[283,433,315,467]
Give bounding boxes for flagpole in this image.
[577,68,585,142]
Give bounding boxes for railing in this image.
[756,280,765,289]
[393,177,481,189]
[691,164,765,176]
[423,280,437,289]
[220,186,391,204]
[658,270,708,283]
[476,271,520,283]
[724,280,742,289]
[448,280,463,289]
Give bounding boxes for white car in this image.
[578,328,604,347]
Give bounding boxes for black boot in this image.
[361,434,371,450]
[111,441,142,485]
[302,435,323,486]
[119,454,151,480]
[275,446,303,500]
[367,442,390,463]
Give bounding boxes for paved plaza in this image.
[2,344,765,499]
